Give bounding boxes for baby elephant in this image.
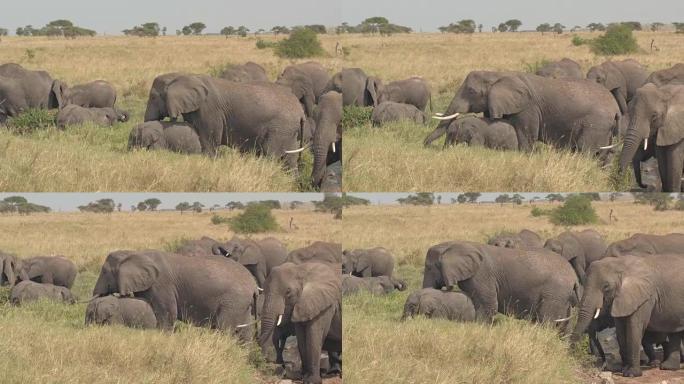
[445,116,518,151]
[10,280,75,305]
[85,295,157,329]
[402,288,475,321]
[342,275,406,296]
[371,101,426,126]
[488,229,544,249]
[56,105,128,129]
[128,121,201,154]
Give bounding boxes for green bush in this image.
[342,106,373,129]
[571,35,588,46]
[275,28,324,58]
[210,214,231,225]
[229,203,279,233]
[5,109,56,134]
[550,195,598,226]
[591,24,639,55]
[531,207,550,217]
[255,39,277,50]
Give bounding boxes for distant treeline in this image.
[13,20,95,38]
[438,20,684,34]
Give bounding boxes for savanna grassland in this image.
[341,31,684,192]
[0,207,341,384]
[342,201,684,384]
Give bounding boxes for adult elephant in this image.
[571,255,684,377]
[287,241,342,266]
[587,59,649,114]
[278,62,331,101]
[326,68,380,107]
[51,80,118,110]
[0,63,58,118]
[425,71,620,152]
[128,121,202,154]
[259,262,342,384]
[342,247,394,277]
[144,74,306,165]
[17,256,77,289]
[378,77,433,112]
[219,62,269,83]
[402,288,476,322]
[645,63,684,87]
[92,250,258,340]
[422,241,578,324]
[605,233,684,257]
[213,236,288,288]
[535,58,584,80]
[488,229,544,249]
[311,91,342,190]
[619,84,684,192]
[0,251,20,287]
[544,229,607,284]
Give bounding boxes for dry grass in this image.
[342,201,684,383]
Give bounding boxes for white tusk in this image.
[257,287,264,292]
[594,308,601,319]
[554,315,572,323]
[236,323,250,328]
[276,314,283,326]
[332,142,336,153]
[285,144,310,154]
[431,113,460,121]
[434,112,445,116]
[599,144,618,150]
[643,139,648,151]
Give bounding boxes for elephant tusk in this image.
[434,112,444,116]
[594,308,601,319]
[643,139,648,151]
[112,293,121,298]
[554,315,572,322]
[332,142,336,153]
[277,315,283,326]
[599,144,618,150]
[257,287,264,292]
[431,113,460,121]
[285,144,310,154]
[236,319,258,328]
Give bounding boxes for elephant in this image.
[425,71,620,153]
[259,262,342,384]
[444,116,518,150]
[0,63,58,123]
[92,250,258,340]
[571,254,684,377]
[342,275,406,296]
[604,233,684,258]
[17,256,77,289]
[342,247,394,277]
[544,229,607,285]
[0,251,21,287]
[326,68,378,107]
[401,288,476,322]
[56,105,128,129]
[287,242,342,266]
[646,63,684,87]
[144,74,306,165]
[278,62,331,102]
[10,281,75,305]
[175,236,221,257]
[128,121,202,154]
[213,236,288,288]
[377,77,433,112]
[488,229,544,249]
[535,58,584,80]
[587,59,649,115]
[85,295,157,329]
[219,62,269,83]
[422,241,579,324]
[619,84,684,192]
[371,101,427,126]
[51,80,118,110]
[311,91,342,190]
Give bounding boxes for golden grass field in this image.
[0,207,341,384]
[342,200,684,384]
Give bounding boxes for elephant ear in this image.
[365,77,381,107]
[488,76,532,118]
[611,275,653,317]
[49,80,67,109]
[355,254,370,273]
[560,236,583,262]
[166,76,209,119]
[239,244,261,266]
[656,92,684,146]
[603,63,624,92]
[292,280,338,322]
[439,245,484,288]
[117,253,159,295]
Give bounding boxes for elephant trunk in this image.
[259,293,286,353]
[571,290,604,344]
[619,112,650,174]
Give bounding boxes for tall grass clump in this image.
[5,109,56,135]
[275,28,324,58]
[591,24,639,55]
[229,203,279,233]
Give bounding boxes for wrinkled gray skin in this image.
[259,262,342,384]
[10,280,75,305]
[425,71,620,153]
[535,58,583,80]
[320,160,342,193]
[646,63,684,87]
[571,255,684,377]
[85,296,157,329]
[312,91,342,189]
[278,62,331,102]
[51,80,118,110]
[488,229,544,249]
[0,251,21,287]
[377,77,433,112]
[214,236,288,288]
[371,101,426,126]
[326,68,378,107]
[144,74,305,166]
[287,241,342,266]
[342,247,394,277]
[619,84,684,192]
[587,59,649,115]
[402,288,476,322]
[18,256,77,289]
[342,275,406,296]
[143,72,188,122]
[219,62,269,83]
[544,229,607,285]
[128,121,201,154]
[444,116,518,150]
[422,241,578,325]
[604,233,684,258]
[56,105,128,129]
[175,236,221,257]
[0,63,58,123]
[93,250,258,341]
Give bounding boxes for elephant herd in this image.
[344,230,684,378]
[0,238,342,384]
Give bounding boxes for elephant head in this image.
[276,71,316,117]
[86,296,119,325]
[215,237,266,287]
[58,286,76,304]
[128,122,166,150]
[93,251,160,297]
[144,73,185,122]
[544,235,583,263]
[287,241,342,266]
[422,242,485,290]
[401,289,446,320]
[0,252,18,287]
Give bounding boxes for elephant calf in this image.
[85,295,157,329]
[56,105,128,129]
[402,288,476,322]
[488,229,544,249]
[10,280,75,305]
[176,236,221,257]
[18,255,77,289]
[128,121,202,154]
[371,101,426,126]
[342,275,406,296]
[445,116,518,151]
[219,62,269,83]
[343,247,394,277]
[535,58,583,80]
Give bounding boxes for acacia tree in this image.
[504,19,522,32]
[144,198,161,211]
[536,23,552,35]
[176,202,191,214]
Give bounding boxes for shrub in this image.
[531,207,550,217]
[275,28,324,58]
[342,106,373,129]
[550,195,598,226]
[591,24,639,55]
[255,39,277,50]
[229,203,279,233]
[571,35,588,46]
[211,214,231,225]
[5,109,56,134]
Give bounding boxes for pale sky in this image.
[1,0,680,35]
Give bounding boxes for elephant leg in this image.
[620,303,651,377]
[297,307,334,384]
[633,156,646,189]
[327,350,342,375]
[195,116,223,157]
[40,272,54,285]
[512,112,540,152]
[641,333,659,367]
[661,332,683,370]
[656,145,683,193]
[615,319,629,371]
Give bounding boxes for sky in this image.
[1,0,680,35]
